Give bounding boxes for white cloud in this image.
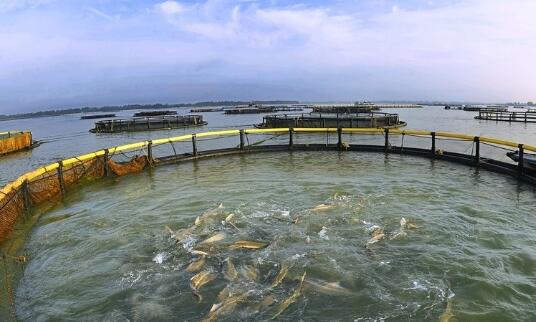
[0,0,50,12]
[154,1,185,16]
[1,0,536,111]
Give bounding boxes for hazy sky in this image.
[1,0,535,113]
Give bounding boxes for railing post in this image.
[474,137,480,165]
[22,179,30,212]
[337,128,342,150]
[518,144,524,176]
[384,128,389,151]
[289,128,294,149]
[57,161,66,197]
[192,134,198,156]
[147,140,153,165]
[103,149,110,177]
[431,132,436,157]
[239,129,245,150]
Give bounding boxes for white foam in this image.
[152,252,168,264]
[318,226,329,240]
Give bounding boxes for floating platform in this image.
[464,106,508,112]
[312,105,380,113]
[257,112,406,128]
[475,111,536,123]
[0,131,35,156]
[133,110,177,117]
[91,115,206,133]
[190,107,224,113]
[81,114,116,120]
[224,106,303,115]
[374,104,422,108]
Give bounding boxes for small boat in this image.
[506,151,536,170]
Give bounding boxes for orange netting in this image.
[63,157,105,188]
[107,156,148,176]
[0,155,146,243]
[0,190,24,244]
[0,132,32,156]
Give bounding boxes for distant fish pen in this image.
[475,111,536,123]
[224,106,303,115]
[80,114,116,120]
[1,127,536,319]
[0,131,34,156]
[464,106,508,112]
[90,115,206,133]
[133,110,177,117]
[311,105,380,113]
[257,112,406,128]
[190,107,224,113]
[374,104,422,108]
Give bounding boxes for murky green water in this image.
[15,152,536,321]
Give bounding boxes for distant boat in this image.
[81,114,116,119]
[506,151,536,170]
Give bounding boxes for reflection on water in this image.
[15,152,536,321]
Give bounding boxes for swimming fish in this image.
[224,213,239,230]
[438,300,455,322]
[217,286,231,302]
[229,240,269,250]
[191,271,216,303]
[191,271,216,290]
[174,226,196,242]
[304,278,352,296]
[366,227,385,246]
[186,257,206,273]
[271,271,306,319]
[401,217,419,229]
[240,265,259,282]
[271,263,289,288]
[191,250,210,257]
[164,225,174,235]
[195,203,224,227]
[223,257,238,281]
[311,203,334,212]
[251,295,276,314]
[199,232,226,245]
[202,291,251,322]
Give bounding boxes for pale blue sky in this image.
[0,0,535,113]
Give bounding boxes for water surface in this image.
[16,152,536,321]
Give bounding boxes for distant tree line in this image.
[0,101,299,121]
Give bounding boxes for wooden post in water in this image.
[474,137,480,165]
[239,130,245,150]
[289,128,294,149]
[147,141,153,164]
[103,149,110,177]
[22,179,30,212]
[192,134,198,156]
[384,128,389,151]
[57,161,66,197]
[518,144,524,176]
[337,128,342,150]
[431,132,436,157]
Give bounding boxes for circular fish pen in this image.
[1,128,535,321]
[257,113,406,129]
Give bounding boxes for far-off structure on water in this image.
[257,112,406,129]
[0,131,35,156]
[258,102,407,129]
[90,115,206,133]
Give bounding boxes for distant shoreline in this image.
[0,101,299,122]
